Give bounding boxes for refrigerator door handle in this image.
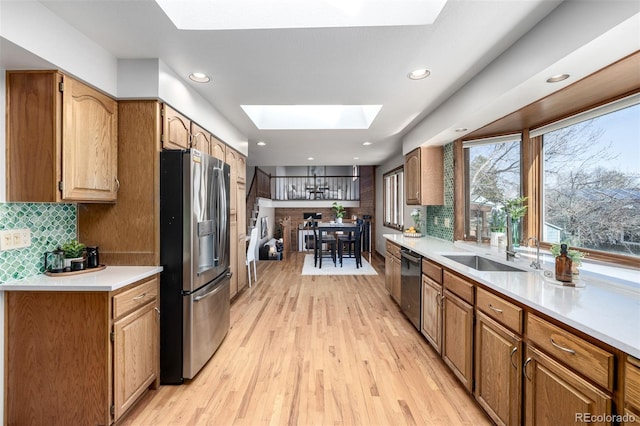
[194,280,226,302]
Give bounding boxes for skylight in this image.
[240,105,382,130]
[155,0,447,30]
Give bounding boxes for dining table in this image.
[316,221,365,266]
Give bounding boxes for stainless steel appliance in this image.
[160,149,231,384]
[401,249,422,330]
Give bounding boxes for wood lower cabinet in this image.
[523,345,611,426]
[475,311,522,426]
[626,356,640,425]
[229,218,239,299]
[442,288,474,391]
[421,274,443,354]
[385,241,401,304]
[5,275,160,425]
[7,70,118,202]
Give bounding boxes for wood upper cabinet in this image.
[226,147,239,214]
[190,122,211,154]
[162,104,190,150]
[523,345,611,426]
[475,310,522,426]
[5,275,160,425]
[237,154,246,183]
[6,70,118,202]
[404,146,443,205]
[210,135,226,161]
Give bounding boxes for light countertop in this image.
[0,266,163,292]
[384,234,640,358]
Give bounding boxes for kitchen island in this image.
[2,265,163,425]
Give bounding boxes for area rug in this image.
[301,254,378,276]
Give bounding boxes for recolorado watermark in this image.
[575,412,637,423]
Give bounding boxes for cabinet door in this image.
[442,289,474,391]
[405,148,421,205]
[421,275,443,354]
[237,180,248,291]
[475,311,522,426]
[391,256,402,304]
[113,300,159,421]
[523,346,611,426]
[62,75,118,201]
[226,148,238,214]
[385,253,393,294]
[210,135,226,161]
[229,219,238,299]
[237,154,246,183]
[162,105,190,150]
[191,123,211,155]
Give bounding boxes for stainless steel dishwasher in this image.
[400,248,422,330]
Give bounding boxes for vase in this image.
[511,218,520,247]
[336,217,342,224]
[490,232,505,247]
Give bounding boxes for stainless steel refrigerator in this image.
[160,149,231,384]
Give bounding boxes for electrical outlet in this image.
[0,228,31,251]
[434,216,439,225]
[20,228,31,247]
[444,218,451,228]
[0,230,14,251]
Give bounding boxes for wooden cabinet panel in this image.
[226,148,239,214]
[113,276,159,318]
[527,313,614,391]
[422,257,442,284]
[524,346,611,426]
[113,299,158,421]
[626,356,640,422]
[385,252,393,294]
[443,270,474,305]
[237,154,246,183]
[210,135,226,161]
[476,287,523,334]
[391,256,401,304]
[421,274,443,354]
[475,311,522,426]
[7,70,118,202]
[190,122,211,154]
[442,289,474,391]
[404,146,443,205]
[229,218,238,300]
[162,104,190,150]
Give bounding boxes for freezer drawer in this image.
[183,273,231,379]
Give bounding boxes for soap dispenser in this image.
[555,243,573,282]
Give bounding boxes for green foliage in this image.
[410,208,423,233]
[489,208,506,232]
[504,196,528,220]
[61,239,86,258]
[332,202,346,219]
[550,243,587,266]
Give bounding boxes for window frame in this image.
[383,165,404,231]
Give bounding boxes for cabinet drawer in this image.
[527,313,614,391]
[113,277,159,319]
[422,258,442,284]
[443,270,474,305]
[476,287,523,334]
[626,356,640,409]
[386,241,401,259]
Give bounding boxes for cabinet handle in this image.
[416,191,419,199]
[550,338,576,355]
[488,304,503,314]
[154,306,160,319]
[115,177,120,192]
[523,357,532,381]
[510,346,518,369]
[133,292,147,301]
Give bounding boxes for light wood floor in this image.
[121,252,490,426]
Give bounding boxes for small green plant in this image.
[550,243,587,266]
[332,202,346,219]
[489,208,506,232]
[62,239,86,258]
[410,208,423,233]
[504,196,528,220]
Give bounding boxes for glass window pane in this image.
[542,103,640,257]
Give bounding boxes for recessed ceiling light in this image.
[189,72,210,83]
[408,69,431,80]
[546,73,570,83]
[362,141,372,146]
[353,157,359,160]
[256,141,266,146]
[455,128,468,132]
[307,157,314,161]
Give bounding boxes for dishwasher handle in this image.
[401,250,421,264]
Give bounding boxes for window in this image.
[463,136,522,240]
[383,167,404,230]
[538,99,640,258]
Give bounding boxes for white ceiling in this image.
[2,0,639,168]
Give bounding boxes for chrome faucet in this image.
[527,236,542,269]
[505,215,517,261]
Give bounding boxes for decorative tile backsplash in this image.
[0,203,77,283]
[426,142,454,241]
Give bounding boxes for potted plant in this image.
[61,239,86,269]
[550,243,587,276]
[408,208,423,235]
[488,207,506,247]
[332,202,346,223]
[504,196,528,247]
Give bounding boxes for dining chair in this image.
[312,224,337,268]
[246,227,259,287]
[338,219,363,268]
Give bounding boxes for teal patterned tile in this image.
[0,203,77,283]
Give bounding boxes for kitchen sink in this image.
[442,254,526,272]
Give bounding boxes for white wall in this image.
[375,152,404,256]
